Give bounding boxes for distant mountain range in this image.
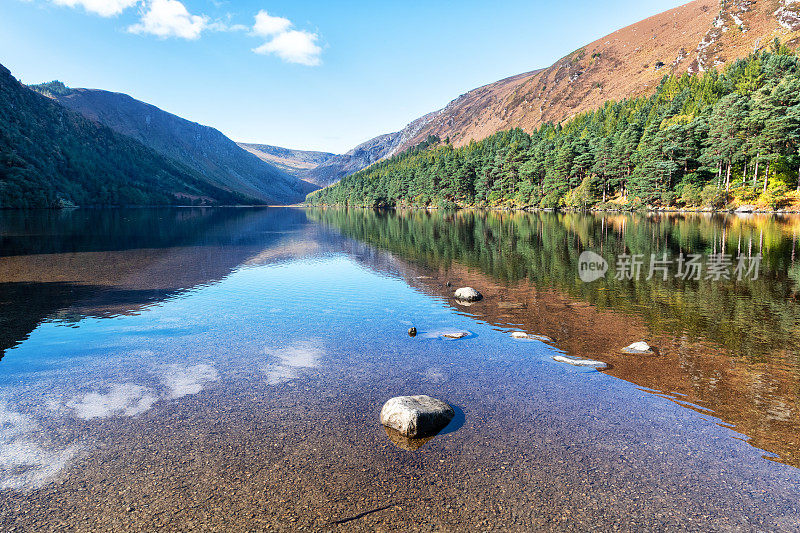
[4,0,800,207]
[239,111,438,187]
[30,81,314,205]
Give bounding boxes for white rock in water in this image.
[553,355,608,369]
[622,342,654,354]
[454,287,482,302]
[380,395,455,438]
[511,332,552,342]
[441,331,469,340]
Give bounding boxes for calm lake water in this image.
[1,207,800,530]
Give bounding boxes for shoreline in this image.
[303,203,800,215]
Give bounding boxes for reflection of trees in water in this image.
[310,208,800,361]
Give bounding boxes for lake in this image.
[1,207,800,530]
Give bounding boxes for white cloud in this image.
[253,29,322,66]
[252,10,291,36]
[67,384,157,419]
[44,1,324,61]
[51,0,139,17]
[128,0,208,40]
[160,363,219,399]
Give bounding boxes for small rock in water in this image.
[511,331,552,342]
[380,395,455,438]
[622,341,655,355]
[454,287,482,302]
[553,355,608,369]
[441,331,469,340]
[408,327,417,337]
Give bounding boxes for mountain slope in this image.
[32,82,309,204]
[397,0,800,151]
[238,143,336,179]
[241,111,439,188]
[300,111,440,187]
[0,64,248,208]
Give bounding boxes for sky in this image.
[1,0,689,153]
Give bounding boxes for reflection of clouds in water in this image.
[67,384,158,420]
[263,341,323,385]
[63,363,221,418]
[161,364,219,399]
[9,361,222,490]
[422,367,448,384]
[0,404,80,491]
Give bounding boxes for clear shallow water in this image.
[1,208,800,530]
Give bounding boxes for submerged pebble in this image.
[380,395,455,438]
[511,331,552,342]
[454,287,482,302]
[622,341,655,355]
[441,331,470,340]
[553,355,608,369]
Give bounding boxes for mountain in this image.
[286,0,800,188]
[31,81,312,204]
[308,45,800,209]
[240,111,439,187]
[394,0,800,152]
[238,143,337,180]
[0,63,249,208]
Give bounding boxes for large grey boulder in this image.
[454,287,483,302]
[380,395,455,438]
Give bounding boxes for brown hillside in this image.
[401,0,800,151]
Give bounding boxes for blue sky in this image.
[2,0,688,153]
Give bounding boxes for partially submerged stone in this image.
[380,395,455,438]
[622,341,655,355]
[454,287,483,302]
[441,331,469,340]
[383,426,435,451]
[553,355,608,369]
[511,331,552,342]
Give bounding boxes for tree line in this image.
[308,40,800,211]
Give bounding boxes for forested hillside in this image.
[308,43,800,211]
[0,64,249,208]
